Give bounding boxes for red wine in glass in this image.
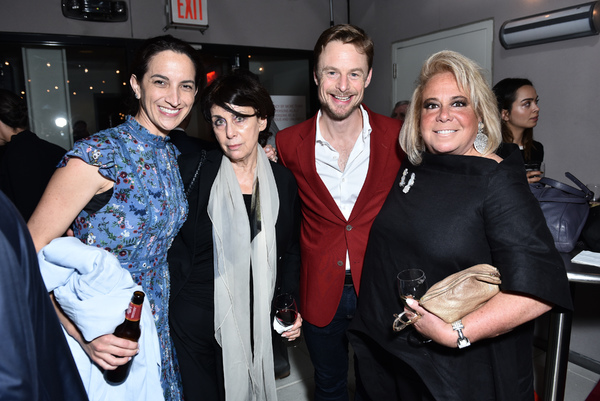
[276,308,298,326]
[274,293,297,326]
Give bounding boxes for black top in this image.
[497,140,544,164]
[167,148,301,401]
[168,150,220,310]
[168,149,301,309]
[528,139,544,163]
[0,130,66,221]
[168,128,217,156]
[348,148,572,401]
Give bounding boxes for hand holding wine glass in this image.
[393,268,428,332]
[273,293,302,341]
[525,162,545,183]
[274,293,298,327]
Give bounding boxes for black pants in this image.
[272,327,290,377]
[170,299,225,401]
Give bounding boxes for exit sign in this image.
[169,0,208,28]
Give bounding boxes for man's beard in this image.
[320,97,361,121]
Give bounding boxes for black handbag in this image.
[530,172,593,253]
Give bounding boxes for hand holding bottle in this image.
[49,291,139,370]
[104,291,145,384]
[81,334,139,370]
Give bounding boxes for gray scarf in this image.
[208,146,279,401]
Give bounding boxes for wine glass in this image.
[274,293,298,327]
[587,183,600,206]
[393,268,428,332]
[525,162,545,179]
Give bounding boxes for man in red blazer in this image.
[276,24,403,401]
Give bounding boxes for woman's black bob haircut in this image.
[200,70,275,146]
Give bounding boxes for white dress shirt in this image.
[315,105,372,272]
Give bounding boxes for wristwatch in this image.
[452,320,471,349]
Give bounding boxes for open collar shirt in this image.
[315,105,372,272]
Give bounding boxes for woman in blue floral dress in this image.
[29,35,201,401]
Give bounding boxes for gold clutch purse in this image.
[420,264,501,323]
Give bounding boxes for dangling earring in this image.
[474,122,488,154]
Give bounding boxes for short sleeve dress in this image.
[348,149,572,401]
[61,116,188,400]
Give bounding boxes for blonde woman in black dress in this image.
[348,51,571,401]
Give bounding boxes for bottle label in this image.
[125,302,142,322]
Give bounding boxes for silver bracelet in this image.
[452,320,471,349]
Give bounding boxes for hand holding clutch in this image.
[419,264,501,324]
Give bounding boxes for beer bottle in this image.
[104,290,144,385]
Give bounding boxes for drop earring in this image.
[474,122,488,154]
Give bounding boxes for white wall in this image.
[352,0,600,186]
[1,0,347,50]
[2,0,599,184]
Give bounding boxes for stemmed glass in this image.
[587,183,600,206]
[274,293,298,327]
[393,268,428,332]
[525,162,545,179]
[274,293,299,344]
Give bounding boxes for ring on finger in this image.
[392,311,421,332]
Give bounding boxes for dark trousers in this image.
[170,299,225,401]
[272,328,290,378]
[303,285,357,401]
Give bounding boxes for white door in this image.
[392,20,494,105]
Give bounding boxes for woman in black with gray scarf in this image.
[168,70,302,401]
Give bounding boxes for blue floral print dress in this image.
[61,116,188,400]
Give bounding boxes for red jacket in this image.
[276,106,403,327]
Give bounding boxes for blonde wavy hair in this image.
[400,50,501,165]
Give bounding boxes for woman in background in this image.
[349,51,571,401]
[493,78,543,183]
[169,70,302,401]
[28,35,200,400]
